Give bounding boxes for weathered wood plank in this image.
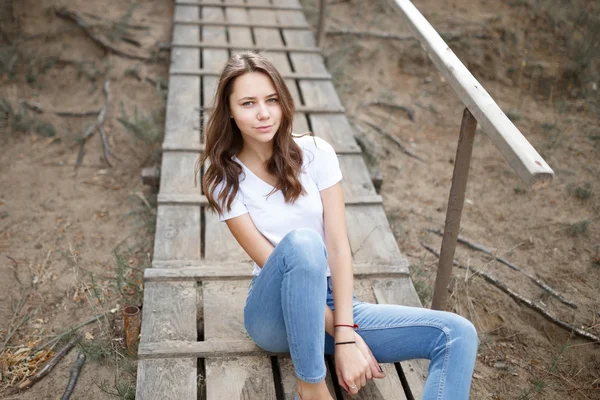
[141,282,198,342]
[171,5,200,69]
[136,359,197,399]
[372,278,429,400]
[174,19,311,29]
[171,68,332,80]
[346,205,404,264]
[137,281,198,399]
[201,6,229,109]
[172,41,321,53]
[203,280,276,399]
[159,152,201,196]
[163,75,201,152]
[145,262,409,282]
[177,0,303,10]
[153,205,201,262]
[139,338,269,359]
[310,115,361,154]
[164,6,201,152]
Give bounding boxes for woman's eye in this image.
[267,98,278,103]
[242,101,253,106]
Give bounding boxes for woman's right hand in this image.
[353,331,386,380]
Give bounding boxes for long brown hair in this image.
[194,51,308,217]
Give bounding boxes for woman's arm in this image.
[320,182,354,338]
[226,213,274,268]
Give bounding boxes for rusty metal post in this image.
[431,108,478,310]
[316,0,327,47]
[123,305,141,356]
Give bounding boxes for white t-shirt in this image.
[213,134,343,277]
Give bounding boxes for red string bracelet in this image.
[334,324,359,329]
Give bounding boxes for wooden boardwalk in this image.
[136,0,428,398]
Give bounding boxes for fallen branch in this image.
[326,28,471,42]
[421,243,598,343]
[74,80,111,173]
[367,100,415,122]
[55,8,152,61]
[326,29,415,41]
[99,125,123,167]
[427,228,579,309]
[55,109,101,117]
[8,332,83,394]
[359,120,424,161]
[33,314,106,352]
[61,352,86,400]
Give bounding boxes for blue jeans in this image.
[244,228,478,400]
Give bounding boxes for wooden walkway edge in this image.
[136,1,428,399]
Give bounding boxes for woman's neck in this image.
[238,142,273,165]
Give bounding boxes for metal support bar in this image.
[431,108,477,310]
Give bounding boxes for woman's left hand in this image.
[334,338,371,395]
[353,331,386,380]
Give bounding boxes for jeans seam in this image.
[437,327,451,400]
[355,322,446,331]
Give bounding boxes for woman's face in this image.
[229,71,282,147]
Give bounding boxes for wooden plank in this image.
[310,115,361,154]
[137,281,198,399]
[163,6,202,152]
[171,68,332,80]
[159,152,201,196]
[388,0,553,188]
[144,262,409,282]
[141,282,198,342]
[136,359,197,399]
[174,19,311,29]
[171,5,200,69]
[137,5,201,398]
[171,41,321,53]
[163,76,201,151]
[177,0,302,10]
[339,155,378,200]
[153,205,201,261]
[201,6,229,108]
[372,278,429,400]
[203,280,276,399]
[346,205,404,264]
[139,338,270,359]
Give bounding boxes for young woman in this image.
[195,51,478,400]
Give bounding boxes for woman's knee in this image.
[280,228,327,269]
[447,313,479,351]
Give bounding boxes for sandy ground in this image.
[1,0,170,398]
[1,0,598,399]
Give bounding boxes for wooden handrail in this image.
[386,0,553,188]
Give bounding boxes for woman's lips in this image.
[255,125,273,132]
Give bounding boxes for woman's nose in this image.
[257,103,270,119]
